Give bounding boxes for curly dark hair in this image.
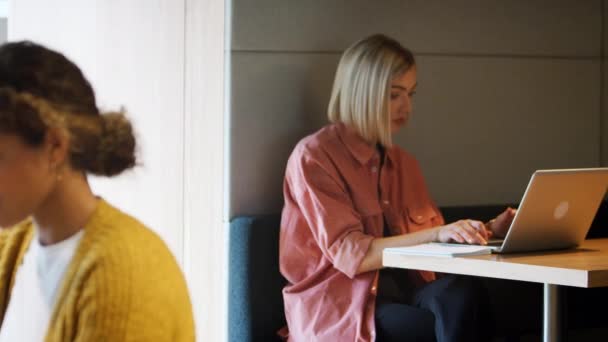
[0,41,136,176]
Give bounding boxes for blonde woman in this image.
[279,34,516,341]
[0,41,194,341]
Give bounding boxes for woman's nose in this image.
[403,96,412,114]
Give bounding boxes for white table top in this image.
[383,238,608,288]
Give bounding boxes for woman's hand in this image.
[436,219,490,245]
[488,207,517,238]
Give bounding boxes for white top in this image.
[0,229,84,342]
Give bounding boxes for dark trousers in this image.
[374,275,492,342]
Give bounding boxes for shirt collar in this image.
[335,122,396,166]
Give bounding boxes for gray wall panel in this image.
[232,0,601,56]
[0,19,6,44]
[230,52,339,216]
[230,53,600,215]
[402,57,600,206]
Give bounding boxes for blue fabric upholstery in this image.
[228,215,286,342]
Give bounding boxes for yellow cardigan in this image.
[0,199,195,341]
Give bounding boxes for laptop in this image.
[481,168,608,253]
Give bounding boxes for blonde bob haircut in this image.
[328,34,415,147]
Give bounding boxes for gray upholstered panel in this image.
[400,56,600,206]
[230,52,339,216]
[232,0,601,56]
[230,53,600,216]
[0,19,6,44]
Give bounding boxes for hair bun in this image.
[91,111,137,176]
[69,110,137,176]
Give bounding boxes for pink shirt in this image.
[279,123,445,341]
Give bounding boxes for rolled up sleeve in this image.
[286,148,374,278]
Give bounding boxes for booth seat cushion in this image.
[229,215,286,342]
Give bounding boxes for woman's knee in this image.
[415,275,486,316]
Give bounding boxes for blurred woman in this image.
[0,41,194,341]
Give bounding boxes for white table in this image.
[383,239,608,342]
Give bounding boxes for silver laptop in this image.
[486,168,608,253]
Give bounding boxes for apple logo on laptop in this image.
[554,201,569,220]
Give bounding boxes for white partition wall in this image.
[10,0,187,263]
[9,1,228,341]
[183,0,228,339]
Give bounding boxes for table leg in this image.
[543,283,560,342]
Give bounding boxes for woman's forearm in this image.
[355,227,440,275]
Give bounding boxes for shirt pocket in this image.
[406,205,439,232]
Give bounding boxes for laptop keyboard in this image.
[486,239,504,246]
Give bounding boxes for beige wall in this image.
[230,0,605,216]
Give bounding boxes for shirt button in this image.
[383,200,389,205]
[417,215,423,220]
[371,166,378,173]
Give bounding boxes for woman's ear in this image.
[44,127,70,170]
